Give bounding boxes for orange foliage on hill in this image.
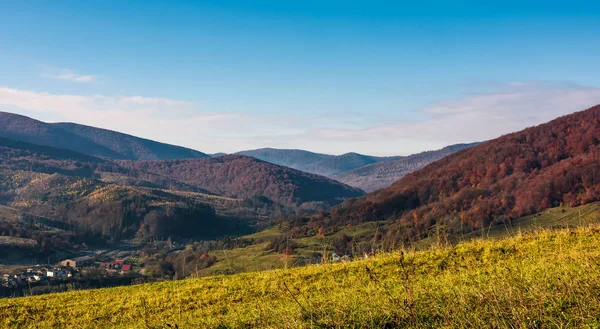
[116,155,364,208]
[328,105,600,237]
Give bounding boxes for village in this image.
[1,255,137,297]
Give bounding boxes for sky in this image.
[1,0,600,156]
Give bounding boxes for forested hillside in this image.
[0,134,364,252]
[7,172,245,240]
[0,136,362,210]
[116,155,364,208]
[318,105,600,240]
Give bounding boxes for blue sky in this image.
[1,0,600,155]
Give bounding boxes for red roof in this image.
[114,260,125,265]
[121,264,132,272]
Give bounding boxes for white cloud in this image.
[0,82,600,156]
[41,67,96,83]
[0,86,297,153]
[286,82,600,154]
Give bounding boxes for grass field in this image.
[412,201,600,249]
[197,222,385,276]
[2,223,600,328]
[198,202,600,277]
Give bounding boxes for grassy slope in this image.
[2,225,600,328]
[198,222,384,276]
[198,228,287,276]
[412,201,600,249]
[215,243,284,273]
[199,202,600,277]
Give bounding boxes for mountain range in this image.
[10,104,599,252]
[237,144,478,191]
[236,148,403,177]
[0,136,362,208]
[0,130,364,247]
[0,111,478,194]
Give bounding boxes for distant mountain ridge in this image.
[52,122,209,160]
[236,148,403,177]
[237,144,479,191]
[0,111,209,160]
[333,143,481,192]
[0,111,123,159]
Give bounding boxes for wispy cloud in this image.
[40,66,96,83]
[279,82,600,154]
[0,82,600,155]
[0,86,279,152]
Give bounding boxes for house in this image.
[100,262,115,269]
[26,275,41,283]
[120,264,132,275]
[100,259,126,270]
[46,271,54,277]
[59,256,93,268]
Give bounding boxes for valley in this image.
[2,105,600,327]
[3,3,598,327]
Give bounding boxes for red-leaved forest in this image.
[325,104,600,238]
